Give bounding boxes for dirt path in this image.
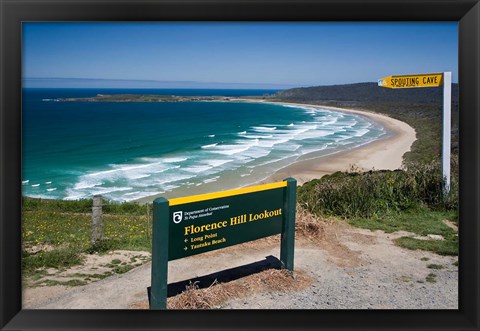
[24,220,457,309]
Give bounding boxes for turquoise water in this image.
[22,88,387,201]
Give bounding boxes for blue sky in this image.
[22,22,458,88]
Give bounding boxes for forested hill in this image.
[272,82,458,106]
[267,82,459,166]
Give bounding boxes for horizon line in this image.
[22,77,459,89]
[22,77,300,89]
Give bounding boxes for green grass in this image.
[348,208,456,236]
[23,199,152,251]
[427,264,445,269]
[22,197,153,276]
[68,272,113,280]
[23,213,151,250]
[22,196,147,215]
[29,269,49,281]
[426,273,437,283]
[394,237,457,256]
[22,248,85,274]
[421,257,430,261]
[351,209,458,256]
[42,279,88,287]
[112,264,135,274]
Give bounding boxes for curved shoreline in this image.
[134,101,416,203]
[246,101,417,186]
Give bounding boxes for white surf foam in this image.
[353,128,370,137]
[121,191,163,201]
[128,174,151,180]
[258,137,290,148]
[203,176,220,183]
[203,159,232,168]
[162,157,188,163]
[89,186,133,196]
[74,179,104,190]
[294,130,333,141]
[252,126,277,132]
[244,134,273,139]
[86,164,152,177]
[275,143,301,152]
[124,191,141,196]
[154,165,180,173]
[201,143,218,149]
[212,139,259,156]
[182,165,212,173]
[133,173,196,188]
[254,154,298,167]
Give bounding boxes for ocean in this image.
[22,88,387,202]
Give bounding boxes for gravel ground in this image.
[222,253,458,309]
[24,221,458,310]
[222,225,458,309]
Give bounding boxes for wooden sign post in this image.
[378,72,452,194]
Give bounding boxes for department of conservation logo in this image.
[173,211,183,224]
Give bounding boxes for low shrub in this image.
[298,162,457,218]
[22,248,84,274]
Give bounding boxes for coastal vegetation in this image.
[297,166,458,256]
[298,163,457,218]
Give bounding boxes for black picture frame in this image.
[1,0,479,330]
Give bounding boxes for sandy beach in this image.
[255,101,417,185]
[135,101,416,203]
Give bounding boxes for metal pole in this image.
[442,72,452,194]
[149,197,169,309]
[280,178,296,273]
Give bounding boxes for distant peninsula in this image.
[54,94,233,102]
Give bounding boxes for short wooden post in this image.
[91,195,103,245]
[146,203,151,238]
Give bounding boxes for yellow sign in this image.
[169,181,287,206]
[378,73,443,89]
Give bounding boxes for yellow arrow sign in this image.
[378,73,443,89]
